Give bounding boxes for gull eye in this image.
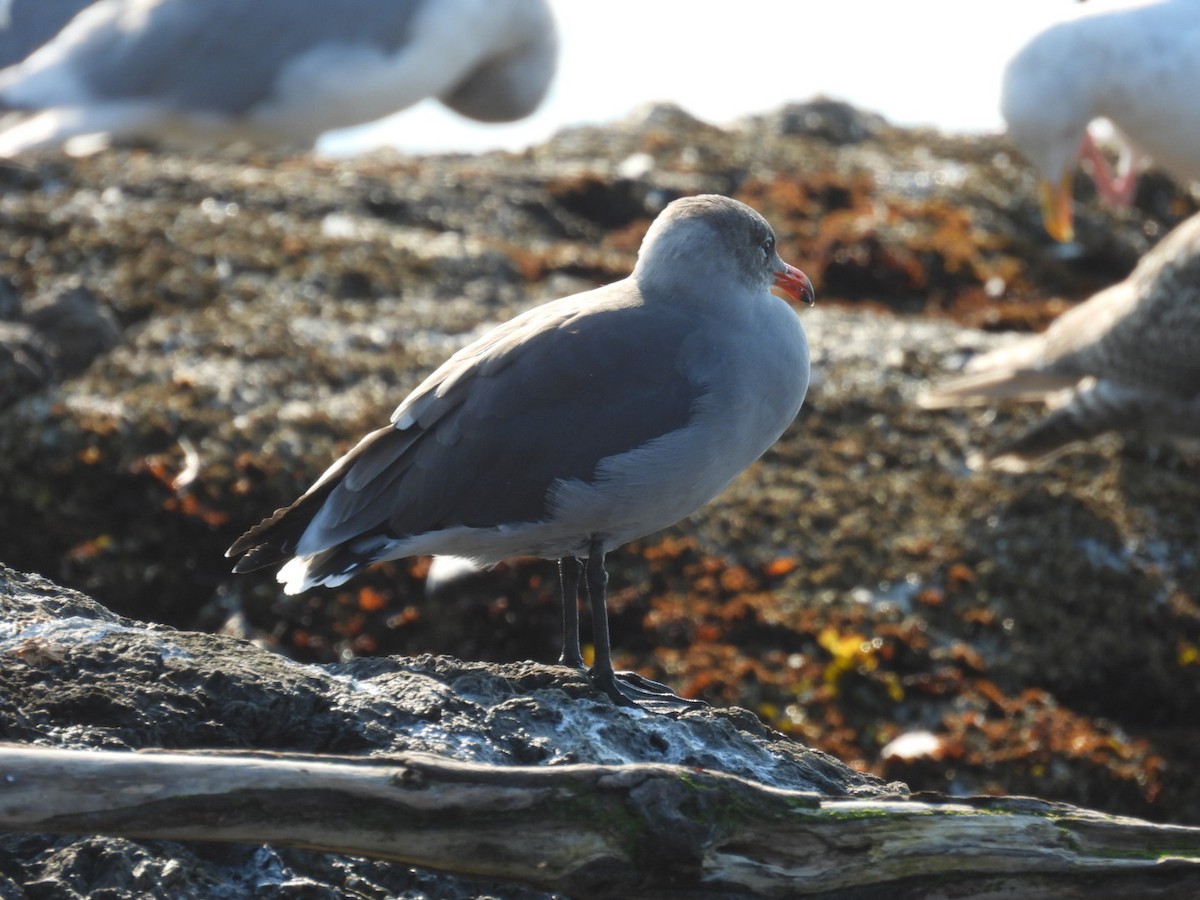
[761,235,775,259]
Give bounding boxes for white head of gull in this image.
[1002,0,1200,241]
[0,0,557,155]
[228,194,814,709]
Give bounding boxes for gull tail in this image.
[226,424,413,592]
[276,542,388,595]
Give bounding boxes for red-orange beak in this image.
[773,262,815,306]
[1038,169,1075,243]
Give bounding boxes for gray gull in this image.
[920,210,1200,470]
[0,0,557,155]
[227,195,815,708]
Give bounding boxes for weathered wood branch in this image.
[0,744,1197,898]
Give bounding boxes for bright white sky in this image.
[321,0,1080,156]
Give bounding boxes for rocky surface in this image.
[0,565,898,897]
[0,98,1197,846]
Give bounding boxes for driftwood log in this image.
[1,745,1198,897]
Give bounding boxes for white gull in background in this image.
[1001,0,1200,241]
[920,211,1200,470]
[227,195,814,708]
[0,0,557,156]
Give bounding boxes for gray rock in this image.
[0,280,121,409]
[24,282,122,377]
[0,276,20,319]
[0,564,900,898]
[758,99,889,144]
[0,318,53,408]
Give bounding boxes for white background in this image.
[322,0,1082,155]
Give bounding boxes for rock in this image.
[756,98,889,144]
[0,564,900,898]
[24,282,123,377]
[0,277,21,319]
[0,279,122,410]
[0,106,1195,831]
[0,319,54,408]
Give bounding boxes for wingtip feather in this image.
[918,370,1079,410]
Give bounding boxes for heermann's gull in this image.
[0,0,556,155]
[919,210,1200,470]
[1002,0,1200,241]
[227,194,814,708]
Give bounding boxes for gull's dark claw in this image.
[587,666,707,710]
[616,670,707,707]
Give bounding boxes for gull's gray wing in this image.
[0,0,93,67]
[299,286,705,551]
[57,0,424,113]
[1037,217,1200,397]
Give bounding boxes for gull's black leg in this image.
[582,537,707,710]
[582,539,637,707]
[558,556,584,669]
